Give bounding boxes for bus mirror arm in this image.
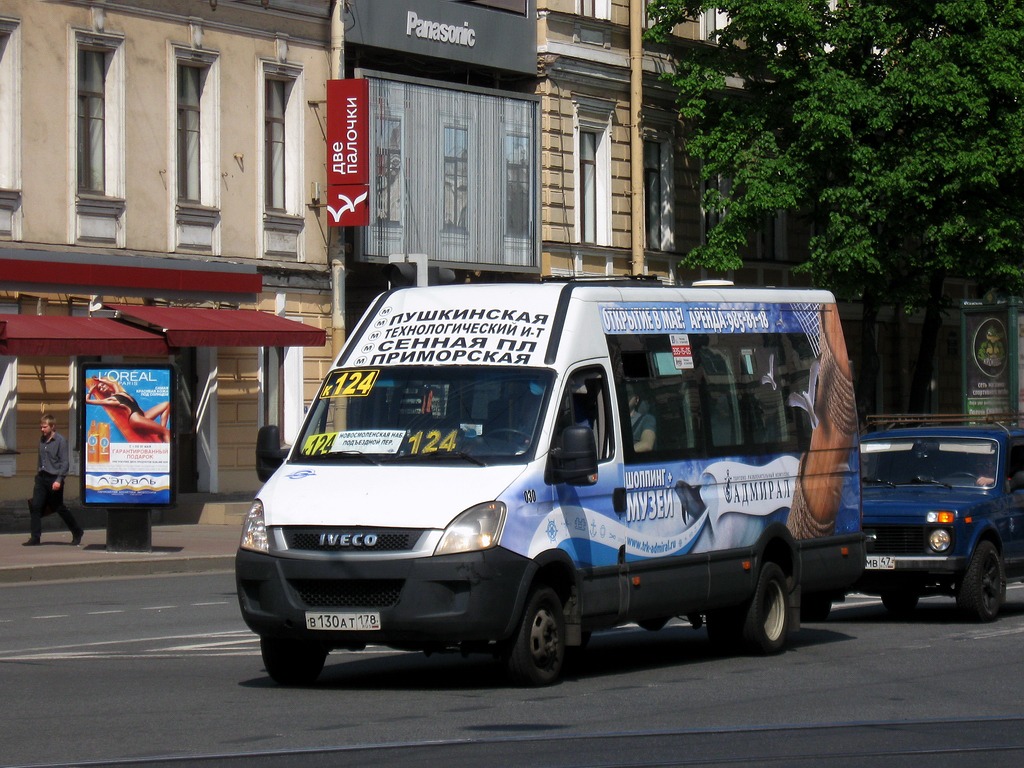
[256,424,290,482]
[548,425,598,486]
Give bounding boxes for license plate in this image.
[305,612,381,631]
[865,555,896,570]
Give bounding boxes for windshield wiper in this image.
[904,476,952,489]
[863,477,895,487]
[384,451,488,466]
[330,451,380,465]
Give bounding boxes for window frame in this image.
[574,97,613,247]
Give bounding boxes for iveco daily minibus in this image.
[236,279,864,685]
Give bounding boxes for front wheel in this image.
[742,562,790,655]
[505,586,565,686]
[260,636,327,686]
[957,540,1005,622]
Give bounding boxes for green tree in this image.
[648,0,1024,415]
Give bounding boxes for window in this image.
[261,62,303,258]
[172,48,219,253]
[264,78,287,211]
[578,0,609,19]
[701,9,729,41]
[77,49,106,193]
[74,33,125,245]
[375,117,402,226]
[757,210,787,261]
[643,138,674,252]
[580,130,597,243]
[574,98,612,246]
[554,367,613,462]
[177,65,202,202]
[443,126,469,232]
[607,329,814,463]
[364,75,538,269]
[701,173,731,245]
[505,133,531,239]
[0,19,21,239]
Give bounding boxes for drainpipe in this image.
[329,0,346,363]
[629,0,645,277]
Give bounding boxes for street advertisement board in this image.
[326,79,370,227]
[81,365,174,507]
[963,308,1011,416]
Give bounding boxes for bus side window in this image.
[556,368,612,461]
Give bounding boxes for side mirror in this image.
[548,425,598,486]
[256,425,289,482]
[1010,470,1024,492]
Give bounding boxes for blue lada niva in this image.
[857,420,1024,621]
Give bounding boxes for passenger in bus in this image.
[627,384,656,453]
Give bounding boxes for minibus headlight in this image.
[435,502,507,556]
[240,499,269,553]
[928,528,952,553]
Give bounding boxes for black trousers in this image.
[29,472,82,540]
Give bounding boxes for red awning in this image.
[108,305,326,348]
[0,316,170,356]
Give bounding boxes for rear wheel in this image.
[880,591,919,616]
[260,636,327,686]
[742,562,790,654]
[957,540,1005,622]
[505,586,565,686]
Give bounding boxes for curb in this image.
[0,555,236,585]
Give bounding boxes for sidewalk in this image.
[0,523,242,584]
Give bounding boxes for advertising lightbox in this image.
[81,365,175,507]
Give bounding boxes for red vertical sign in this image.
[327,79,370,226]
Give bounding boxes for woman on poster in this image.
[85,377,171,443]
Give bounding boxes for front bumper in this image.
[235,545,535,651]
[855,554,969,593]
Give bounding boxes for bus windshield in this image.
[294,366,552,464]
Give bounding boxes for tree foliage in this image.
[648,0,1024,411]
[646,0,1024,299]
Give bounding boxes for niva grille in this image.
[286,528,420,552]
[866,525,927,555]
[291,579,403,609]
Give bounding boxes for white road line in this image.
[141,605,177,611]
[87,610,124,615]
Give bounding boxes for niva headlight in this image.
[240,499,269,553]
[435,501,507,556]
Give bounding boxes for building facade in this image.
[0,0,972,510]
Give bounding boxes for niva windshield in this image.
[295,366,552,464]
[861,437,999,489]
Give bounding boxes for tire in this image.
[260,636,327,686]
[957,540,1005,622]
[800,593,833,623]
[742,562,790,655]
[505,586,565,686]
[880,591,919,616]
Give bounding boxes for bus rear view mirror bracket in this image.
[548,425,598,486]
[256,424,289,482]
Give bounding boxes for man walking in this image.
[24,414,84,547]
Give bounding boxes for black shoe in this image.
[22,538,40,547]
[71,532,83,547]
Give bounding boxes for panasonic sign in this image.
[406,12,476,48]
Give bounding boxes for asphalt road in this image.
[3,574,1024,768]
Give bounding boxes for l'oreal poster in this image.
[81,365,175,506]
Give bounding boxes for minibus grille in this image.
[865,525,926,555]
[285,528,422,553]
[290,579,404,609]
